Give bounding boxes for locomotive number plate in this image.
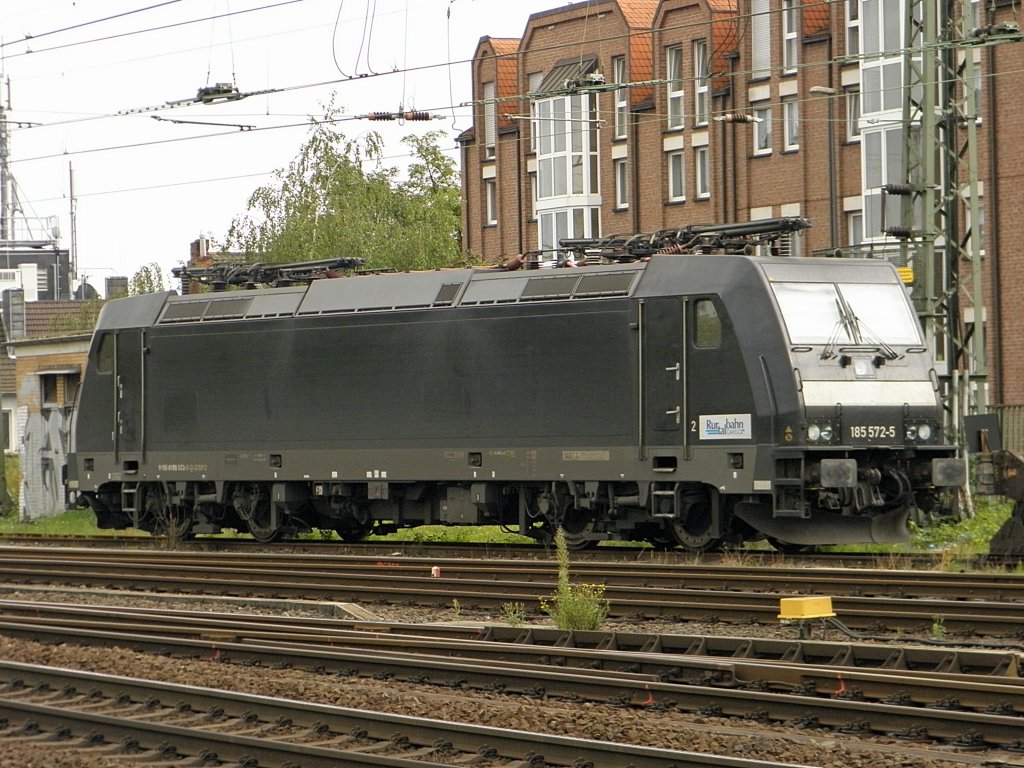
[848,424,896,440]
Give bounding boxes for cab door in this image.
[114,329,145,460]
[643,298,685,444]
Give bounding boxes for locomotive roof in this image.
[93,255,903,331]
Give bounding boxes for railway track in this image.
[0,546,1022,635]
[0,534,967,567]
[3,599,1024,750]
[0,660,782,768]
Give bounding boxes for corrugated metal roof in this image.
[537,56,599,94]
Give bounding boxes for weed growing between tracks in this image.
[540,528,610,631]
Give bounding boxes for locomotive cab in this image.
[729,261,966,546]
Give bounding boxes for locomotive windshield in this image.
[771,282,922,346]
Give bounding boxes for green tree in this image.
[225,101,465,271]
[130,262,166,295]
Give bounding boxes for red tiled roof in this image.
[618,1,659,106]
[0,300,95,394]
[24,301,96,339]
[803,0,830,37]
[479,36,521,129]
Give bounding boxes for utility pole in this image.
[0,76,14,241]
[896,0,1021,432]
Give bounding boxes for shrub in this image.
[540,528,610,631]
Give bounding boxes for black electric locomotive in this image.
[65,220,965,549]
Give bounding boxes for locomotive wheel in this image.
[560,507,598,550]
[336,507,373,542]
[140,483,192,542]
[669,489,722,552]
[237,483,281,543]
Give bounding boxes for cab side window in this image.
[694,299,721,348]
[96,333,114,374]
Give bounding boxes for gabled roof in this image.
[0,299,96,394]
[803,0,830,37]
[618,0,659,106]
[475,36,522,130]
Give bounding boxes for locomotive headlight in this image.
[819,425,834,441]
[904,420,936,443]
[807,423,822,442]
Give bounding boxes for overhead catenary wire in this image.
[0,0,1008,210]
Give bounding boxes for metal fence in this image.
[992,405,1024,454]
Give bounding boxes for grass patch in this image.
[364,525,534,545]
[0,506,111,536]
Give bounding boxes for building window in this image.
[612,56,628,139]
[863,126,905,238]
[751,0,770,79]
[528,72,543,152]
[753,103,772,155]
[783,98,800,150]
[668,150,685,201]
[529,171,538,219]
[846,87,861,141]
[693,40,709,127]
[667,45,684,130]
[846,0,860,57]
[1,409,9,451]
[484,178,497,225]
[848,210,864,248]
[483,81,496,159]
[534,92,601,259]
[538,208,601,261]
[614,158,629,208]
[782,0,799,73]
[695,146,710,199]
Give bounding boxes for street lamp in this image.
[809,86,838,250]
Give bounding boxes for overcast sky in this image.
[0,0,556,294]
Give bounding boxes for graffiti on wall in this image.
[20,406,71,520]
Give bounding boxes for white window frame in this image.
[782,0,799,74]
[666,45,684,130]
[862,125,905,238]
[695,145,710,199]
[753,103,772,155]
[845,87,862,141]
[612,55,628,140]
[783,97,800,150]
[693,40,709,127]
[483,81,496,158]
[845,0,860,57]
[667,150,685,202]
[534,92,601,260]
[528,72,544,152]
[484,178,497,225]
[751,0,770,79]
[848,210,864,248]
[614,158,629,209]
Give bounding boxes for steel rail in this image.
[2,614,1024,747]
[2,598,1022,680]
[0,537,960,567]
[0,555,1022,634]
[1,546,1019,600]
[0,661,794,768]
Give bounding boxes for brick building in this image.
[459,0,1024,404]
